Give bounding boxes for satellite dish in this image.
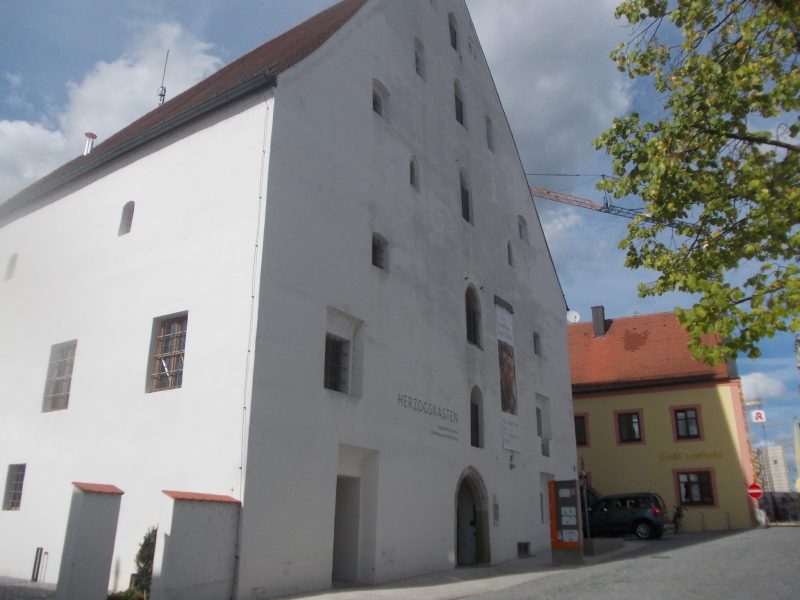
[567,310,581,324]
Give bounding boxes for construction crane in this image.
[528,184,692,230]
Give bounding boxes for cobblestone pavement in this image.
[0,577,55,600]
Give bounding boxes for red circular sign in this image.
[747,483,763,499]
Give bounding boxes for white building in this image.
[757,445,792,493]
[0,1,577,598]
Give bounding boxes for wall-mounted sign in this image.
[751,410,767,423]
[496,304,517,416]
[396,393,459,442]
[501,414,520,452]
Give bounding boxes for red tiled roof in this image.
[1,0,368,217]
[72,482,124,495]
[568,311,731,392]
[163,490,240,504]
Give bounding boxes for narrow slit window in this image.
[410,157,419,190]
[414,38,426,79]
[4,253,18,281]
[372,233,388,270]
[454,82,465,126]
[465,287,481,346]
[448,13,458,50]
[118,201,135,236]
[460,174,472,224]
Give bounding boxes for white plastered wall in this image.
[236,1,576,598]
[0,92,274,589]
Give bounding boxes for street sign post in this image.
[747,483,763,500]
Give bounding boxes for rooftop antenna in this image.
[157,49,170,106]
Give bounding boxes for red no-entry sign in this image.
[747,483,763,499]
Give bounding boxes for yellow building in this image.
[570,307,756,532]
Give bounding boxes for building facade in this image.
[0,1,576,597]
[757,445,792,493]
[570,307,756,533]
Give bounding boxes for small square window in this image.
[324,334,350,393]
[3,464,26,511]
[43,340,77,412]
[149,314,187,392]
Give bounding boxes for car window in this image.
[635,497,651,508]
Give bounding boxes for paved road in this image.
[470,527,799,600]
[1,527,797,599]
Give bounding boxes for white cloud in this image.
[0,23,222,201]
[467,0,631,173]
[741,372,790,402]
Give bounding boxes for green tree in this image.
[132,526,157,594]
[595,0,799,363]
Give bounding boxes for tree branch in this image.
[694,126,800,153]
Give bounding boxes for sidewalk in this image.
[275,541,643,600]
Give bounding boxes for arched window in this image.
[460,172,472,224]
[372,79,389,118]
[414,37,426,79]
[470,386,484,448]
[454,81,465,126]
[485,116,495,151]
[507,241,514,267]
[118,201,135,236]
[410,156,420,191]
[448,13,458,50]
[518,216,529,243]
[465,286,481,346]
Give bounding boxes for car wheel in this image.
[634,520,654,540]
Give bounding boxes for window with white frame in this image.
[149,313,187,392]
[42,340,77,412]
[3,464,26,511]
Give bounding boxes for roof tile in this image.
[569,311,730,392]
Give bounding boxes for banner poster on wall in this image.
[496,304,517,416]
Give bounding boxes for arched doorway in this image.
[455,467,490,566]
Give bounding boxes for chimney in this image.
[591,305,607,337]
[83,132,97,156]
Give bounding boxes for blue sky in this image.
[1,0,797,485]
